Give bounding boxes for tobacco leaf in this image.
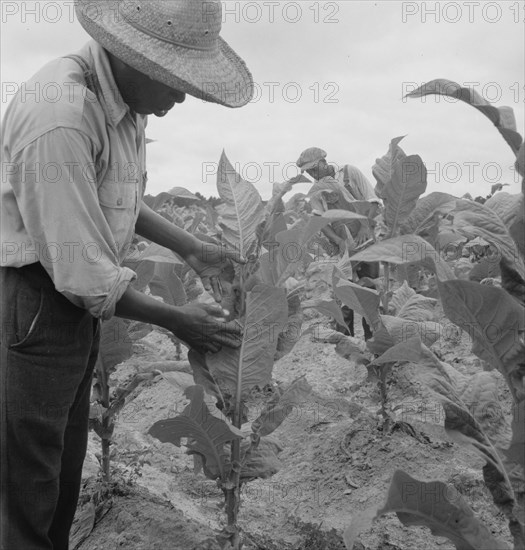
[389,281,416,314]
[406,79,522,155]
[437,279,525,396]
[372,135,406,199]
[149,263,187,306]
[484,192,523,228]
[252,376,313,437]
[450,200,525,278]
[97,317,133,376]
[423,372,523,545]
[274,210,366,280]
[380,315,442,348]
[397,295,437,323]
[370,335,423,366]
[376,470,510,550]
[187,350,224,406]
[126,259,155,292]
[215,151,265,257]
[400,192,458,235]
[206,284,288,399]
[148,385,242,481]
[382,155,427,236]
[240,435,283,481]
[302,298,347,329]
[333,274,381,330]
[351,234,456,282]
[137,243,183,264]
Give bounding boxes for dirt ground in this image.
[74,303,514,550]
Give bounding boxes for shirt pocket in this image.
[98,180,137,252]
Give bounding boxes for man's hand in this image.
[184,242,245,302]
[355,226,371,247]
[171,303,243,355]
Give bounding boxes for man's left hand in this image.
[184,242,245,302]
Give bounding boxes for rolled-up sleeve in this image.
[9,127,136,319]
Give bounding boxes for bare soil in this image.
[74,304,513,550]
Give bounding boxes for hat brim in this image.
[299,159,322,173]
[76,1,253,108]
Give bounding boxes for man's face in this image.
[305,159,332,181]
[108,53,186,117]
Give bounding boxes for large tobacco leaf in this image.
[437,279,525,400]
[372,136,427,235]
[137,243,183,264]
[351,234,455,282]
[450,200,525,278]
[97,317,133,375]
[399,191,458,235]
[484,193,523,228]
[390,281,437,322]
[187,349,224,405]
[406,79,523,155]
[302,298,347,329]
[380,315,442,348]
[205,284,288,399]
[372,135,406,198]
[424,373,524,547]
[252,376,312,436]
[240,435,283,481]
[274,210,366,281]
[333,275,381,330]
[215,151,265,257]
[369,335,423,366]
[149,263,187,306]
[383,156,427,235]
[484,193,525,260]
[375,470,510,550]
[148,385,243,481]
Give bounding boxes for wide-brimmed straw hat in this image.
[296,147,327,172]
[75,0,253,108]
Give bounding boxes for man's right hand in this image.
[171,303,243,355]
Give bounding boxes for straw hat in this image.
[75,0,253,108]
[296,147,327,172]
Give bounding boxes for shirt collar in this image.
[81,40,130,127]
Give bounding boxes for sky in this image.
[1,1,524,201]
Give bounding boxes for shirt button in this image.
[117,198,123,206]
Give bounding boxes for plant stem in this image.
[98,363,112,483]
[382,262,390,313]
[226,266,247,547]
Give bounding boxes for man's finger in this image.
[219,319,243,336]
[210,277,222,302]
[201,275,212,291]
[223,248,246,264]
[202,303,227,319]
[210,331,242,348]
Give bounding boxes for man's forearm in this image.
[115,283,180,329]
[135,201,200,258]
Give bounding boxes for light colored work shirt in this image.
[309,164,378,215]
[1,40,147,319]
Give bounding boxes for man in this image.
[0,1,252,548]
[296,147,381,339]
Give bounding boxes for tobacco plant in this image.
[147,152,374,548]
[343,79,525,550]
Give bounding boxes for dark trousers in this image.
[342,261,380,340]
[1,263,99,550]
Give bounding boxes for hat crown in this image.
[120,0,222,51]
[297,147,327,168]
